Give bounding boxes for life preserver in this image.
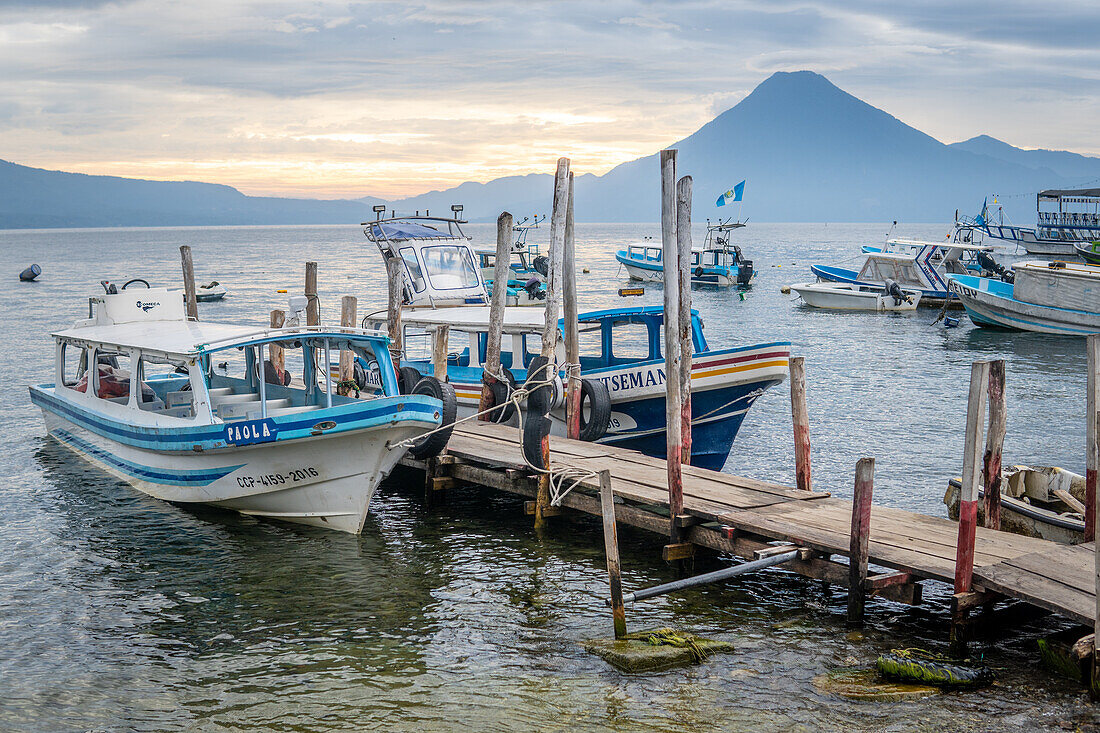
[407,376,457,459]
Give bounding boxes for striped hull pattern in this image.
[446,342,789,470]
[615,254,746,287]
[949,278,1100,335]
[32,388,440,533]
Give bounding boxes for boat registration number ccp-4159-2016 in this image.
[236,467,319,489]
[225,418,279,446]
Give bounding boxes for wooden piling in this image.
[789,356,812,492]
[305,261,319,327]
[534,157,570,530]
[598,469,627,639]
[982,360,1006,530]
[180,245,198,321]
[432,324,450,383]
[1088,335,1099,542]
[660,149,683,547]
[848,457,874,626]
[338,296,357,383]
[269,309,285,378]
[479,211,513,418]
[386,255,403,369]
[952,360,991,653]
[675,175,693,464]
[564,173,582,441]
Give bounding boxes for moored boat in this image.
[1073,241,1100,266]
[615,219,755,287]
[789,280,921,311]
[29,285,450,534]
[955,191,1100,257]
[196,281,227,301]
[944,466,1085,544]
[948,260,1100,335]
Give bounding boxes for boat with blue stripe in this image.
[29,285,450,533]
[615,220,755,287]
[948,261,1100,335]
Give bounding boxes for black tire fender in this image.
[578,378,612,442]
[407,376,457,459]
[694,266,704,279]
[398,366,422,395]
[486,367,518,424]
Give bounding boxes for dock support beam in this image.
[847,457,874,626]
[534,158,570,530]
[790,356,812,492]
[953,360,991,655]
[660,149,684,549]
[480,211,513,419]
[180,245,198,321]
[676,175,693,464]
[598,470,627,639]
[1088,336,1099,542]
[305,261,319,327]
[982,360,1006,530]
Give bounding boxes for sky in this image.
[2,0,1099,200]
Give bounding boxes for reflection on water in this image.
[2,224,1098,730]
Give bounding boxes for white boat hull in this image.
[790,282,920,311]
[950,278,1100,335]
[41,409,423,534]
[621,261,736,286]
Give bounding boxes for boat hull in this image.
[810,264,947,303]
[949,275,1100,335]
[32,388,439,533]
[944,479,1083,545]
[615,252,749,287]
[790,282,920,311]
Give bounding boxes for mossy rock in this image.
[876,648,992,687]
[1037,632,1090,683]
[583,628,733,673]
[813,669,940,702]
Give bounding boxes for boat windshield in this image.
[421,245,480,290]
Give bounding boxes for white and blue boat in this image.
[476,214,548,283]
[948,261,1100,335]
[391,306,790,471]
[811,239,999,304]
[29,286,449,533]
[615,220,755,287]
[955,190,1100,257]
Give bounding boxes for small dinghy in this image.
[19,264,41,282]
[29,285,454,533]
[789,279,921,311]
[196,281,227,302]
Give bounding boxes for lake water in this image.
[1,223,1095,730]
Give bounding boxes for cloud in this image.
[0,0,1097,198]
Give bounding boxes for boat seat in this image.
[162,407,194,418]
[253,404,324,418]
[211,392,261,406]
[165,390,196,408]
[207,387,235,397]
[218,398,291,420]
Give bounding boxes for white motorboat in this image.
[789,280,921,311]
[196,281,227,302]
[29,285,451,534]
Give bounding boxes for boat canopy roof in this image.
[888,237,996,252]
[53,321,388,361]
[364,220,461,242]
[1039,188,1100,200]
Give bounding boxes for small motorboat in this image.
[789,279,921,311]
[944,465,1085,545]
[29,285,453,534]
[196,281,227,302]
[615,219,755,287]
[485,276,547,307]
[1073,240,1100,266]
[19,264,41,282]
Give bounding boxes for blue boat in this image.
[615,220,754,287]
[476,214,548,283]
[955,190,1100,258]
[392,305,790,471]
[948,261,1100,335]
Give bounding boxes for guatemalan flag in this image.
[716,181,745,207]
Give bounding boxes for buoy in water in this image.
[780,285,791,294]
[582,267,590,273]
[19,264,41,282]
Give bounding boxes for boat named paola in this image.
[29,285,450,533]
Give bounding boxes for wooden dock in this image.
[404,420,1095,627]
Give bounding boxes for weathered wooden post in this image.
[952,359,991,654]
[564,172,582,441]
[675,175,693,464]
[660,149,685,554]
[305,261,319,326]
[269,309,286,379]
[386,255,403,370]
[534,157,570,530]
[982,360,1006,530]
[180,245,198,321]
[432,324,450,383]
[847,457,874,626]
[1088,335,1100,542]
[598,469,627,639]
[1091,343,1100,697]
[789,357,812,491]
[338,296,357,384]
[479,211,513,418]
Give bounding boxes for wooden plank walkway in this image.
[424,420,1093,625]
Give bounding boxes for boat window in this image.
[422,245,480,290]
[578,322,605,367]
[403,327,434,362]
[646,248,661,262]
[611,320,650,361]
[135,355,186,413]
[60,342,88,388]
[399,248,427,293]
[691,252,700,267]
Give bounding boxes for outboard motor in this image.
[524,276,546,300]
[736,260,754,286]
[882,278,911,306]
[977,251,1013,283]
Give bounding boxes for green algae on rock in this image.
[812,669,940,702]
[583,628,734,673]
